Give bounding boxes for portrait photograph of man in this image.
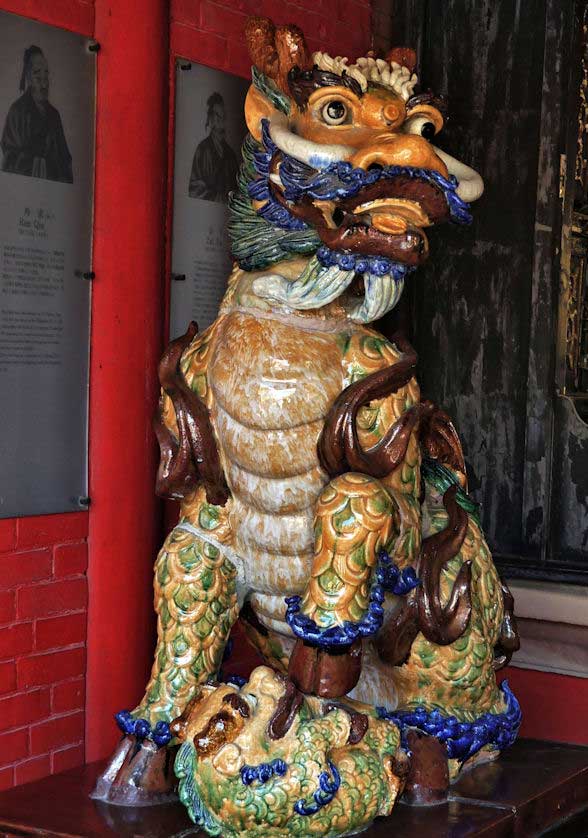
[1,44,73,184]
[170,63,247,337]
[188,91,239,203]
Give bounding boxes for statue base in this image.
[0,739,586,837]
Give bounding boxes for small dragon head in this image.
[172,668,308,836]
[172,666,403,837]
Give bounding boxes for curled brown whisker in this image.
[318,333,419,479]
[154,321,228,506]
[416,485,471,645]
[493,580,520,670]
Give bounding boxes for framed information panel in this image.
[169,60,249,339]
[0,11,95,517]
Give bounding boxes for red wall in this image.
[498,667,588,746]
[85,0,168,766]
[0,514,89,790]
[0,0,93,34]
[170,0,372,79]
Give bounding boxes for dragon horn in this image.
[274,24,313,93]
[245,16,280,81]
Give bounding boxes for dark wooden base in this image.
[0,739,586,837]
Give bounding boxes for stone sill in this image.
[506,579,588,679]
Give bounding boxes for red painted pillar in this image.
[86,0,168,761]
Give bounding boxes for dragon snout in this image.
[349,135,449,179]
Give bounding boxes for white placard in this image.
[0,11,95,517]
[169,61,249,339]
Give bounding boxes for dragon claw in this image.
[90,735,177,807]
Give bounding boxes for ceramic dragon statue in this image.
[93,17,521,837]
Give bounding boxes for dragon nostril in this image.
[367,163,383,173]
[332,208,345,226]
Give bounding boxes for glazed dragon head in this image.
[228,17,483,323]
[172,667,405,837]
[171,668,313,835]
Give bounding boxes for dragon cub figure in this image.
[94,17,521,836]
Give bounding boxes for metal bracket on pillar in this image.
[87,40,101,53]
[179,61,192,71]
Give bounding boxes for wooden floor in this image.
[0,739,586,837]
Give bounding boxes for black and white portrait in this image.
[170,62,248,338]
[1,44,73,184]
[188,91,239,203]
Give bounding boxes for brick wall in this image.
[0,0,94,35]
[171,0,372,78]
[0,513,88,790]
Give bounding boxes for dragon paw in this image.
[288,638,362,698]
[90,734,177,806]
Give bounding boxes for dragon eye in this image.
[404,115,439,139]
[322,100,347,125]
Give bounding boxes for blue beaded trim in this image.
[241,758,288,786]
[280,155,473,226]
[315,246,414,280]
[285,550,420,649]
[115,710,172,748]
[247,121,309,232]
[250,119,473,234]
[376,681,522,764]
[294,760,341,816]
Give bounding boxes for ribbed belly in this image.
[214,406,322,479]
[208,310,344,595]
[211,398,329,595]
[224,424,326,594]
